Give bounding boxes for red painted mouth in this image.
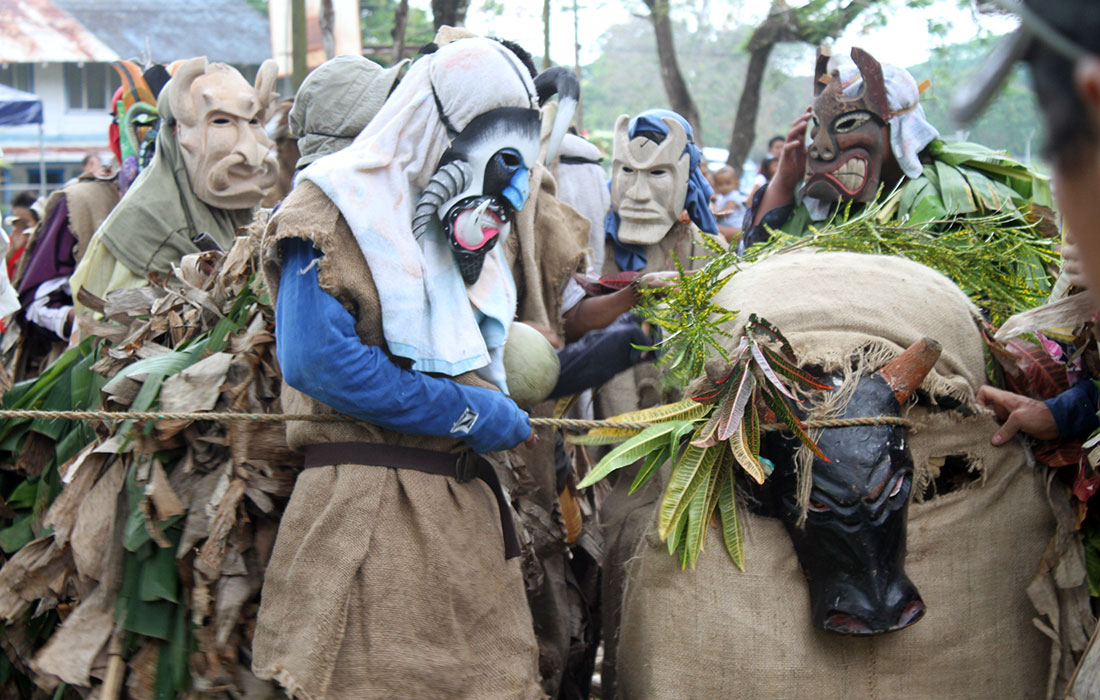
[823,154,868,196]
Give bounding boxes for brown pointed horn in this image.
[876,338,942,405]
[814,45,831,97]
[850,47,889,117]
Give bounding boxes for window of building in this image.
[0,64,34,93]
[64,63,120,111]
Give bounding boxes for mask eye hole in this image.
[621,166,634,174]
[496,148,523,171]
[650,169,666,176]
[250,118,260,126]
[212,117,231,126]
[833,111,872,134]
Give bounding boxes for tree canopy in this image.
[581,19,1042,169]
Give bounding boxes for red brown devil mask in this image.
[804,47,891,204]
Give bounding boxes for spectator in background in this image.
[710,164,747,243]
[767,135,784,159]
[747,153,778,207]
[80,154,101,176]
[6,191,39,280]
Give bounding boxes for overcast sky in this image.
[415,0,1018,70]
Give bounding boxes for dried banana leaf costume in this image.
[253,38,562,699]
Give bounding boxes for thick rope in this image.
[0,409,914,431]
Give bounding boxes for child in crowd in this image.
[747,153,778,207]
[710,164,747,243]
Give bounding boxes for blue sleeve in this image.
[275,238,530,453]
[551,313,654,398]
[1045,379,1100,440]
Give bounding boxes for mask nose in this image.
[501,166,529,211]
[235,122,271,168]
[808,132,835,161]
[623,171,647,200]
[819,577,924,635]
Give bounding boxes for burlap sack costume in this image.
[594,224,713,418]
[596,222,718,692]
[252,181,543,700]
[604,250,1064,699]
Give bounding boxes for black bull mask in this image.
[804,47,891,204]
[752,338,942,635]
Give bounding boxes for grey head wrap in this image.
[290,55,409,168]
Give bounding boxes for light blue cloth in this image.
[605,109,718,271]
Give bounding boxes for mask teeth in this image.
[454,249,486,285]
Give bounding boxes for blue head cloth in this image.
[605,109,718,271]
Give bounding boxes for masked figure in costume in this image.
[110,61,170,196]
[594,109,721,418]
[590,108,724,694]
[70,57,278,315]
[252,36,588,699]
[739,47,1051,255]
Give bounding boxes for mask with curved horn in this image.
[412,160,473,241]
[172,59,278,209]
[533,66,580,164]
[167,56,209,128]
[875,337,942,405]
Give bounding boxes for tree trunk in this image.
[392,0,409,64]
[573,0,583,132]
[291,0,307,91]
[430,0,470,31]
[726,43,774,169]
[320,0,335,59]
[725,0,883,168]
[643,0,703,144]
[543,0,551,70]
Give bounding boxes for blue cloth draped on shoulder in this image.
[605,109,718,272]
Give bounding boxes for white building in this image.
[0,0,271,206]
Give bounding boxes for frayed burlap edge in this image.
[258,665,316,700]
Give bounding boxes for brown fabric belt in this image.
[302,441,521,559]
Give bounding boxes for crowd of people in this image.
[0,0,1099,697]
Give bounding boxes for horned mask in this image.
[111,61,168,193]
[412,62,579,285]
[804,48,891,204]
[171,57,279,210]
[610,114,692,246]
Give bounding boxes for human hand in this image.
[976,385,1059,445]
[772,107,813,193]
[635,270,682,296]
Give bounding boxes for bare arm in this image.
[562,271,680,342]
[751,108,812,228]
